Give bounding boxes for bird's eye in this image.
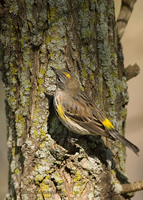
[57,76,61,82]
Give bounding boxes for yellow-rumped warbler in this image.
[51,67,139,155]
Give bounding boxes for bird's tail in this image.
[110,130,140,155]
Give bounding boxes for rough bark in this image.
[0,0,130,199]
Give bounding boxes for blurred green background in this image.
[0,0,143,199]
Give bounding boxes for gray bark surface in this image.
[0,0,129,199]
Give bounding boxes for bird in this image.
[51,67,140,155]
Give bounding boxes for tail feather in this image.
[110,130,140,155]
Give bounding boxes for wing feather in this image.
[62,93,114,140]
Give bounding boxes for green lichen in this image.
[35,174,44,183]
[9,0,19,14]
[40,141,45,149]
[81,68,88,78]
[73,170,82,182]
[14,168,20,174]
[12,147,15,157]
[28,61,32,68]
[72,180,86,196]
[15,111,26,140]
[15,114,24,124]
[48,6,56,22]
[39,129,46,138]
[9,96,16,103]
[40,182,49,192]
[38,77,44,85]
[46,35,51,45]
[51,171,63,184]
[10,62,17,75]
[90,73,94,81]
[24,179,29,186]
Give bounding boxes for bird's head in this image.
[51,67,80,94]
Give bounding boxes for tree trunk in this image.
[0,0,130,199]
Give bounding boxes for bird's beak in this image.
[51,67,57,74]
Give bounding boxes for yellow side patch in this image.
[63,72,71,79]
[57,103,66,119]
[57,103,70,121]
[102,118,114,129]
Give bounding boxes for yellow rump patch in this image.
[63,72,71,79]
[102,118,114,129]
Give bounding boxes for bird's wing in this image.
[63,92,140,154]
[62,92,115,140]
